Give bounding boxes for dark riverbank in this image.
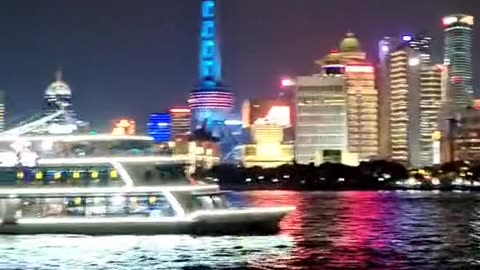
[197,160,480,192]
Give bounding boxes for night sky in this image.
[0,0,477,131]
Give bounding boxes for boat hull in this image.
[0,208,292,235]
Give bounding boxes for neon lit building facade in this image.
[443,14,474,108]
[170,108,191,139]
[147,113,172,143]
[188,0,234,133]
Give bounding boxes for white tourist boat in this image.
[0,134,294,235]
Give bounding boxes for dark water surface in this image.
[1,191,480,269]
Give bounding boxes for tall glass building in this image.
[443,14,474,108]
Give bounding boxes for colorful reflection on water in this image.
[245,191,480,269]
[2,191,480,269]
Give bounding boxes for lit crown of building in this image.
[45,70,71,97]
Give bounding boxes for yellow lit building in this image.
[112,119,136,135]
[243,124,294,168]
[311,32,379,162]
[344,65,378,160]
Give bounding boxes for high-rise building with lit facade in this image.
[241,98,292,127]
[295,76,350,165]
[170,108,191,139]
[0,91,6,132]
[314,33,379,161]
[418,66,443,166]
[147,113,172,143]
[188,0,234,134]
[344,65,378,160]
[377,33,433,159]
[404,33,432,64]
[443,14,474,108]
[390,48,420,165]
[389,45,442,167]
[377,37,396,157]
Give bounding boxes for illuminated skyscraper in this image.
[0,91,5,132]
[443,14,474,108]
[389,46,442,167]
[377,37,397,157]
[390,48,421,165]
[188,0,234,134]
[404,33,432,64]
[377,33,433,158]
[315,33,379,162]
[418,66,442,166]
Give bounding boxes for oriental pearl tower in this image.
[188,0,234,137]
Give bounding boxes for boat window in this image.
[0,164,125,187]
[25,139,159,158]
[17,194,175,218]
[121,163,190,186]
[192,194,229,210]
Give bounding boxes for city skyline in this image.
[0,0,476,130]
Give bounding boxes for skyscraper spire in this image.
[55,68,63,82]
[188,0,234,134]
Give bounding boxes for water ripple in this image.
[1,191,480,269]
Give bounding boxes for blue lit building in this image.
[147,113,172,143]
[188,0,234,135]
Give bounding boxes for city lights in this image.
[281,78,295,87]
[408,57,420,66]
[170,108,191,113]
[443,16,458,26]
[345,65,374,73]
[112,119,136,136]
[402,35,412,41]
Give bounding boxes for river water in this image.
[1,191,480,269]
